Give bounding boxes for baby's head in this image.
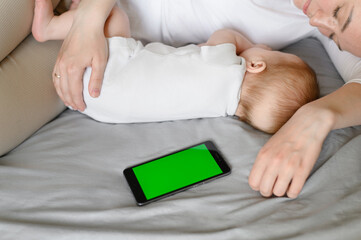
[235,47,319,134]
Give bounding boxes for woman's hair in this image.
[238,59,319,134]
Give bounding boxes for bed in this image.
[1,35,361,239]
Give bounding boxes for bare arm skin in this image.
[249,83,361,198]
[204,29,255,54]
[53,0,116,111]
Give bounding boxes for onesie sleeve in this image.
[316,32,361,85]
[199,43,241,66]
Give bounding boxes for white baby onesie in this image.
[82,37,246,123]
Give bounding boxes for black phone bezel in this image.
[123,140,231,206]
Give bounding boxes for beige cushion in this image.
[0,0,66,156]
[0,0,61,62]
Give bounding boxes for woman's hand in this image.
[52,0,116,111]
[248,83,361,198]
[248,102,335,198]
[53,25,108,111]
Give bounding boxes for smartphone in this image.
[123,141,231,206]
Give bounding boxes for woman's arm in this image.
[248,82,361,198]
[53,0,116,111]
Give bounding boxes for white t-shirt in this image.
[119,0,361,85]
[82,37,246,123]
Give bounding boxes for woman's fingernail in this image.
[79,105,86,112]
[91,88,100,98]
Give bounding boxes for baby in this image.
[32,0,319,134]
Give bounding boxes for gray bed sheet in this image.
[1,38,361,240]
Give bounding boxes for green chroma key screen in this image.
[132,144,223,200]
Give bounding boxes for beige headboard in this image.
[0,0,68,156]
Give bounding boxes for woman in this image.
[52,0,361,198]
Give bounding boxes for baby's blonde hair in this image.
[238,59,319,134]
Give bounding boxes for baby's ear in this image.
[246,60,266,73]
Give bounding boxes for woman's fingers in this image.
[88,52,108,98]
[51,0,114,111]
[287,141,323,198]
[248,150,268,191]
[248,104,332,198]
[272,154,300,197]
[252,140,321,198]
[286,169,309,198]
[53,66,65,105]
[58,66,72,108]
[52,34,108,110]
[67,64,86,111]
[259,163,279,197]
[251,143,309,198]
[253,146,295,197]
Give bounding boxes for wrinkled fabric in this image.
[1,38,360,240]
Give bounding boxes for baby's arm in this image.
[32,0,130,42]
[204,29,255,55]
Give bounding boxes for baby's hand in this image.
[197,43,207,47]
